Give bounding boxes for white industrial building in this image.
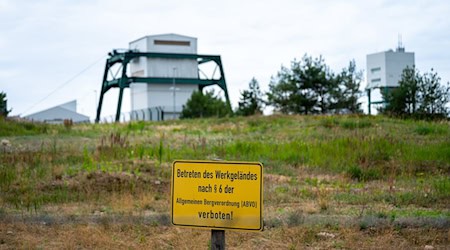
[25,100,90,124]
[129,34,199,120]
[366,44,415,114]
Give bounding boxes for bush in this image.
[346,165,382,181]
[181,90,231,119]
[340,119,372,129]
[347,165,363,181]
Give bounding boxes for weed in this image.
[286,210,304,227]
[320,117,339,128]
[136,145,146,160]
[394,217,450,229]
[346,165,382,181]
[304,177,319,187]
[317,186,330,211]
[82,146,95,172]
[299,188,315,199]
[347,165,363,181]
[432,177,450,197]
[127,121,146,133]
[359,215,388,230]
[155,213,171,226]
[158,134,164,165]
[275,185,289,194]
[0,164,16,189]
[414,124,446,136]
[264,217,283,228]
[340,119,372,129]
[63,119,73,130]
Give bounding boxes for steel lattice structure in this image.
[95,50,231,123]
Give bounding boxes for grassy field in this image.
[0,115,449,249]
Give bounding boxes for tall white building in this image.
[129,34,199,120]
[366,45,415,114]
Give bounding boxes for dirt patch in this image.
[0,222,448,250]
[264,174,291,183]
[154,124,185,132]
[39,171,170,195]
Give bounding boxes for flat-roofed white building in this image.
[24,100,90,124]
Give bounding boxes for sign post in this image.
[171,160,263,247]
[211,229,225,250]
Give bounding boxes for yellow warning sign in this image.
[171,160,263,231]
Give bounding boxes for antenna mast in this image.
[397,34,405,52]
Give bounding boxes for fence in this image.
[99,106,181,123]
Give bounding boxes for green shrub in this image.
[432,177,450,197]
[0,119,50,136]
[346,165,382,181]
[340,119,372,129]
[286,210,304,227]
[414,124,446,135]
[320,117,339,128]
[347,165,363,181]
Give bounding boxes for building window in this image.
[154,40,190,46]
[131,70,144,77]
[371,78,381,83]
[371,67,381,73]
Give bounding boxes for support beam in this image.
[115,87,124,122]
[95,61,110,123]
[217,61,232,112]
[114,61,128,122]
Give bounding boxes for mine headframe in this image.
[95,50,231,123]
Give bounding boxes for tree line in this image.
[380,67,450,119]
[181,54,449,119]
[182,54,363,118]
[266,55,362,115]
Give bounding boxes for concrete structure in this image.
[25,100,89,124]
[129,34,199,120]
[366,44,415,114]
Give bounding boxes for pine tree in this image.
[236,78,264,116]
[181,90,231,119]
[267,65,297,114]
[267,55,324,114]
[418,69,450,118]
[0,92,11,117]
[267,54,359,115]
[381,67,449,119]
[300,55,334,114]
[335,60,363,114]
[381,67,417,116]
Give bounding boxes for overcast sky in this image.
[1,0,449,119]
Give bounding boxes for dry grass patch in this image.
[264,174,291,184]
